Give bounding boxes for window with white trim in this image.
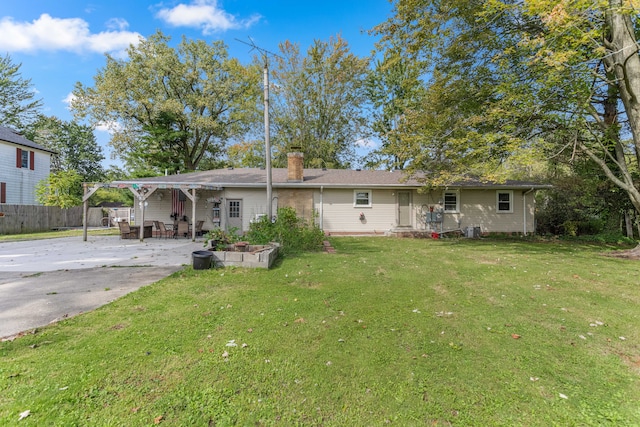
[16,148,34,170]
[354,190,372,207]
[497,191,513,213]
[21,150,29,168]
[443,191,459,213]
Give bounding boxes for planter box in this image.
[207,243,279,269]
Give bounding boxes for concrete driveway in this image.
[0,235,204,339]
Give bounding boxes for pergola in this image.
[81,181,222,242]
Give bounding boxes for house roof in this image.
[0,125,56,154]
[114,167,550,190]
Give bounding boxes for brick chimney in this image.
[287,151,304,182]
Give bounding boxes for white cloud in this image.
[105,17,129,31]
[0,14,142,54]
[156,0,261,34]
[95,121,123,134]
[355,138,378,149]
[62,92,76,108]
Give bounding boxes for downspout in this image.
[320,186,324,230]
[523,188,535,235]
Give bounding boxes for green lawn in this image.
[1,237,639,426]
[0,228,118,242]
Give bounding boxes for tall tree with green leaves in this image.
[0,54,42,130]
[35,169,83,209]
[373,0,640,214]
[71,31,261,174]
[269,36,370,168]
[227,140,266,168]
[365,51,424,170]
[27,115,105,183]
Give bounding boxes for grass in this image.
[0,228,118,242]
[1,237,640,426]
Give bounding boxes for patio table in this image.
[130,224,153,238]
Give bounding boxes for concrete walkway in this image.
[0,235,204,339]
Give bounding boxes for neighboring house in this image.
[0,126,55,205]
[108,152,550,237]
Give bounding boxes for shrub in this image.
[202,227,240,249]
[245,207,324,255]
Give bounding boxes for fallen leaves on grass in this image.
[511,334,521,339]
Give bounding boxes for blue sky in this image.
[1,0,393,168]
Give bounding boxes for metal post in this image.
[264,62,273,220]
[82,183,88,242]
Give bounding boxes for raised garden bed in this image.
[206,242,279,269]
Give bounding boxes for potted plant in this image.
[203,227,240,251]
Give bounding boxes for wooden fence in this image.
[0,205,106,234]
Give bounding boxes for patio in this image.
[0,235,205,338]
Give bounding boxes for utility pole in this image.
[237,38,281,221]
[263,61,272,221]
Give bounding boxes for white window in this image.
[21,150,29,168]
[354,190,372,207]
[497,191,513,213]
[443,191,459,213]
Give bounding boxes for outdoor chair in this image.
[154,221,174,239]
[194,220,205,237]
[118,221,139,239]
[176,220,189,238]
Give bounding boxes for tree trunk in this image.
[625,211,634,238]
[604,0,640,213]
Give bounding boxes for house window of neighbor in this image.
[21,150,29,169]
[443,191,458,213]
[497,191,513,213]
[354,190,372,207]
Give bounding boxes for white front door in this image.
[227,199,243,231]
[398,191,411,227]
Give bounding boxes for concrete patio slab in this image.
[0,235,204,339]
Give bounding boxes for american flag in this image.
[172,189,184,218]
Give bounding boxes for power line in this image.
[235,37,283,64]
[235,37,282,221]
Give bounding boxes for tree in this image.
[71,31,261,174]
[227,140,265,168]
[27,115,105,183]
[269,36,370,168]
[0,54,42,130]
[365,52,424,170]
[372,0,640,211]
[36,170,82,209]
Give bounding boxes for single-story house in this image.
[83,152,550,240]
[0,125,55,205]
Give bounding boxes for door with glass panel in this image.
[227,199,242,231]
